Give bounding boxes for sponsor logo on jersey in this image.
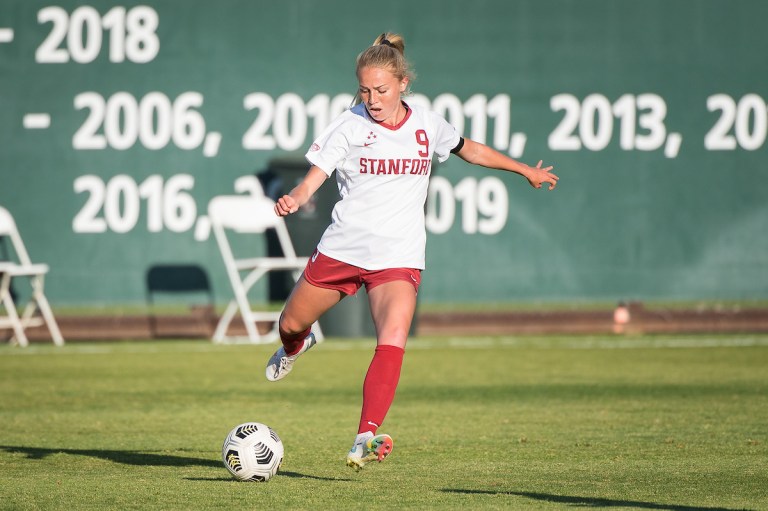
[310,143,320,152]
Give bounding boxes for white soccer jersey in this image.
[306,102,461,270]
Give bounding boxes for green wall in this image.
[1,0,766,307]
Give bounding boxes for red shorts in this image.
[303,250,421,296]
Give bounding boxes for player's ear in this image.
[400,76,409,93]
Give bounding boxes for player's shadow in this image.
[185,471,352,482]
[275,470,353,482]
[2,446,353,482]
[0,445,220,468]
[440,489,755,511]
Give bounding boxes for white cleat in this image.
[346,432,394,471]
[265,332,317,382]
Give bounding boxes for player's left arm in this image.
[455,138,559,190]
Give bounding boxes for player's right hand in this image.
[274,195,299,216]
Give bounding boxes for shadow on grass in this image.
[441,489,754,511]
[2,446,354,482]
[278,471,353,482]
[185,472,352,482]
[0,445,220,468]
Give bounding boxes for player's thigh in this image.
[367,280,417,348]
[281,275,343,332]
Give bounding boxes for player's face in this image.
[357,66,408,125]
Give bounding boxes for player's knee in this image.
[278,313,309,337]
[376,326,409,347]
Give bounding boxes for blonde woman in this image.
[266,32,558,470]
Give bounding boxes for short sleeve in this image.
[305,111,353,176]
[430,111,462,163]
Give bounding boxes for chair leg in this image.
[1,286,29,347]
[18,295,39,329]
[33,288,64,346]
[213,300,239,343]
[232,274,263,343]
[240,308,262,343]
[311,321,324,342]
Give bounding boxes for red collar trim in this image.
[375,102,411,131]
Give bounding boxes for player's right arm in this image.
[274,165,329,216]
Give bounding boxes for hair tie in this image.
[380,38,394,48]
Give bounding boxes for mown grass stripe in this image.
[2,334,767,357]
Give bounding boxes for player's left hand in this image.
[527,160,559,190]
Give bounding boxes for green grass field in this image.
[1,335,766,510]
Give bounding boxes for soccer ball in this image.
[222,422,284,482]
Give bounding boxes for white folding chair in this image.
[208,193,322,344]
[0,206,64,347]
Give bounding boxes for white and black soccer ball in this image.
[222,422,284,482]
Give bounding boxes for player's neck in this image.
[376,102,409,129]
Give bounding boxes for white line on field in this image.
[2,336,768,356]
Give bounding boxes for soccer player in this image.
[265,32,558,470]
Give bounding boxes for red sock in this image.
[358,345,405,435]
[279,325,311,356]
